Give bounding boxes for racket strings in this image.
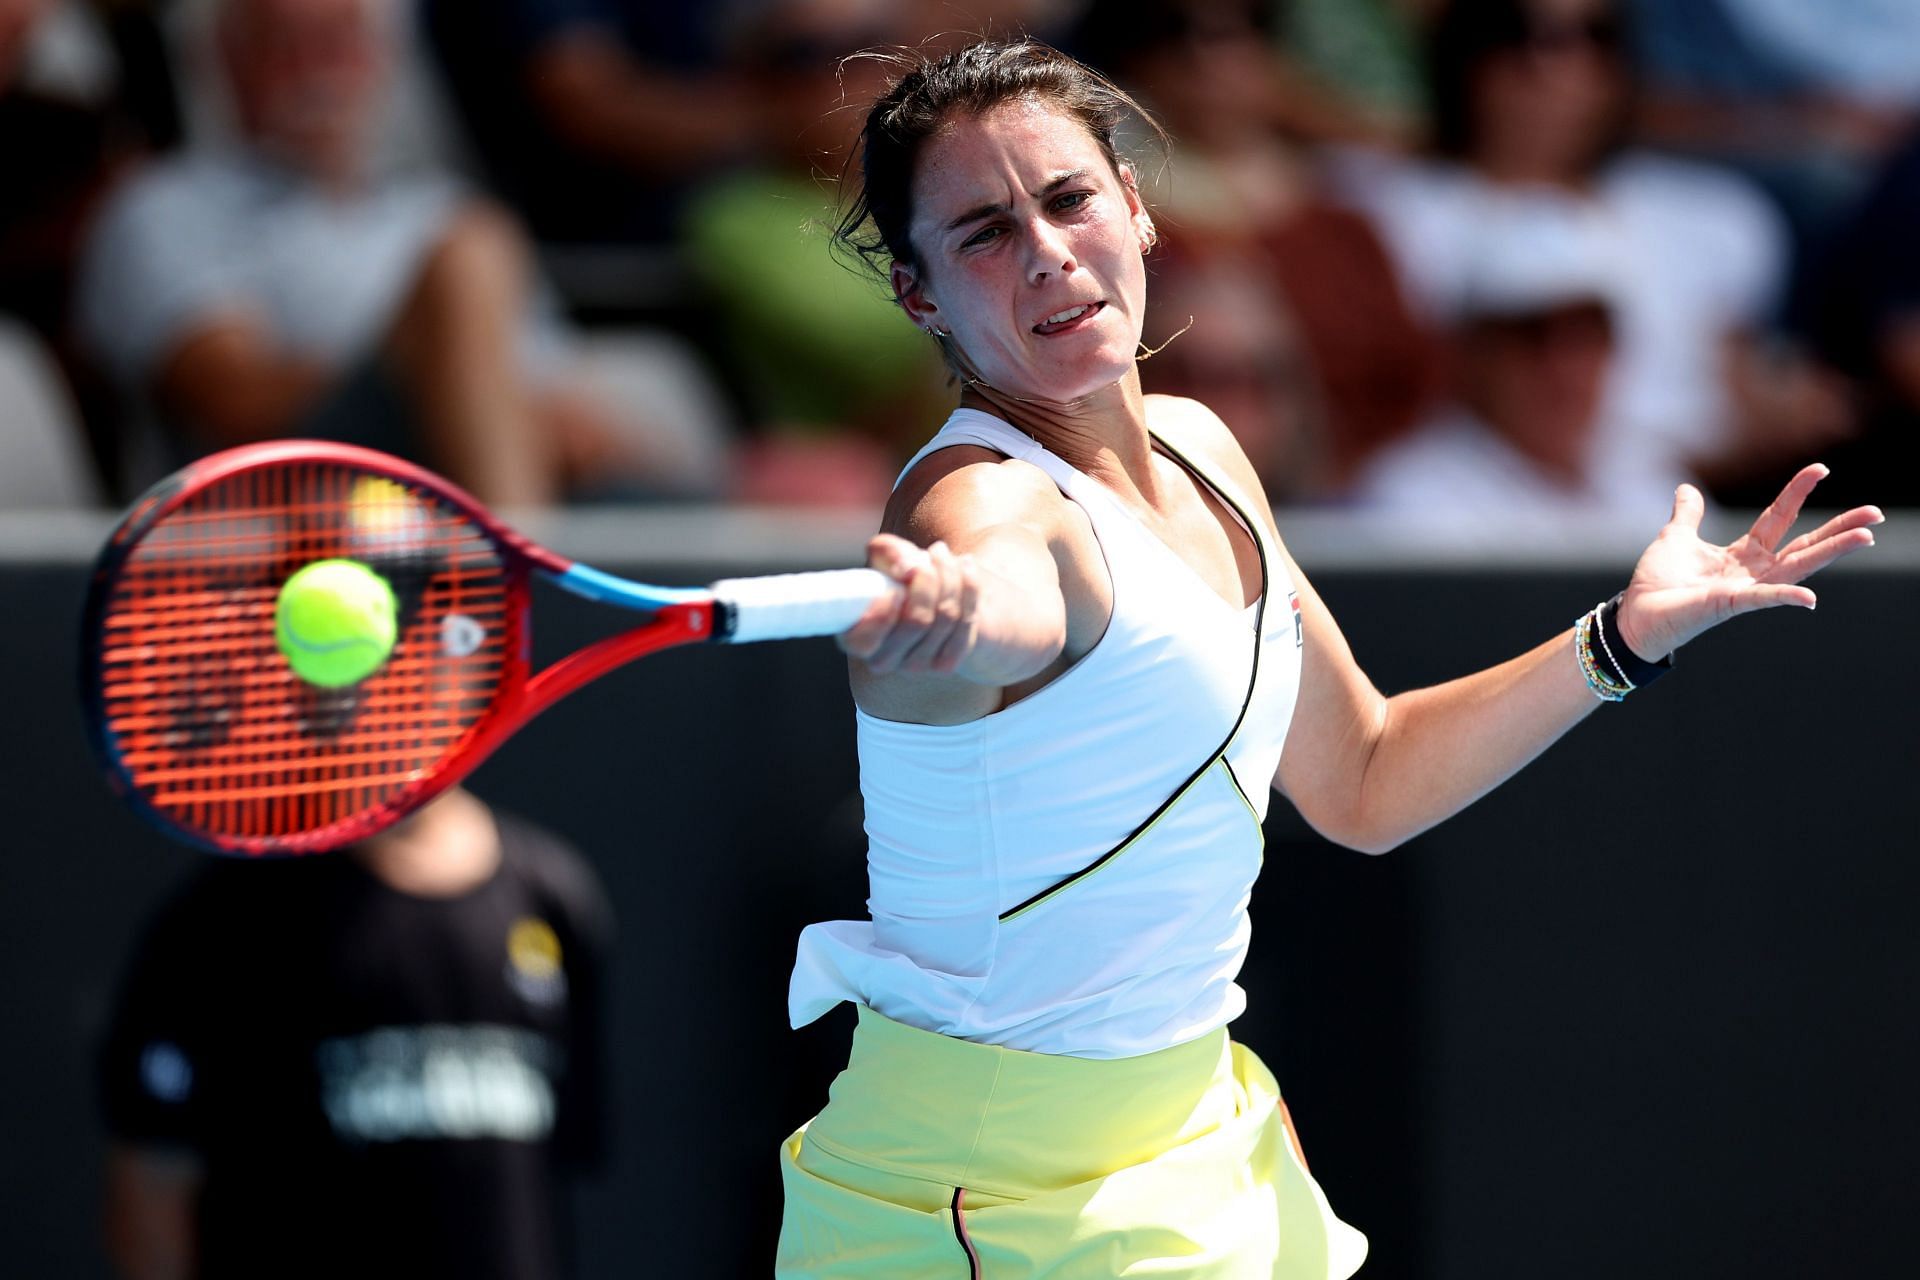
[96,462,520,849]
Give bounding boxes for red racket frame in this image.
[82,440,716,856]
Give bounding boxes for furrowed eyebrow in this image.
[943,170,1091,234]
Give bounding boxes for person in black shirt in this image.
[99,786,612,1280]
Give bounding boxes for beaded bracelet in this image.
[1572,593,1674,702]
[1590,603,1637,693]
[1573,607,1632,702]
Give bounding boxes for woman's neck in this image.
[959,366,1159,494]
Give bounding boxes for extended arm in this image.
[841,448,1095,726]
[1276,570,1598,855]
[1276,468,1883,853]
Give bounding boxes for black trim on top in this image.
[996,432,1271,922]
[1222,751,1262,818]
[950,1187,982,1278]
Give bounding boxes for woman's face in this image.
[892,97,1154,405]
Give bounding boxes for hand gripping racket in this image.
[81,440,889,855]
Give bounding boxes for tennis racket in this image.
[81,440,891,856]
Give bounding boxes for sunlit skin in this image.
[891,98,1158,427]
[837,89,1883,855]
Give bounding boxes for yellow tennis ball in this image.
[275,559,398,687]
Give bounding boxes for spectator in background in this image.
[1070,0,1439,498]
[100,787,612,1280]
[1328,0,1853,506]
[1074,0,1424,153]
[1278,0,1437,145]
[1628,0,1920,278]
[1,0,168,500]
[1133,251,1331,502]
[1349,195,1668,534]
[418,0,1088,275]
[422,0,760,248]
[78,0,718,506]
[1,0,137,346]
[1808,126,1920,510]
[681,0,947,507]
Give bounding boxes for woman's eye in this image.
[1054,191,1091,213]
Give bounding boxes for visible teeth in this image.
[1045,305,1090,325]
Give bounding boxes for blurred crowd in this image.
[5,0,1917,530]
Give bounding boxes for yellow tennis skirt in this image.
[777,1006,1368,1278]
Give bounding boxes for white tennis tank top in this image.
[788,408,1304,1058]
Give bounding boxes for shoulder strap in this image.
[1146,426,1271,558]
[895,408,1084,495]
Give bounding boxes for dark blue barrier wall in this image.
[2,516,1914,1279]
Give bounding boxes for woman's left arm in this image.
[1272,467,1882,854]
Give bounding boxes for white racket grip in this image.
[710,568,895,643]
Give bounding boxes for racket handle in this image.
[710,568,894,644]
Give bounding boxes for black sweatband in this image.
[1594,592,1672,688]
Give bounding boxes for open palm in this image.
[1614,465,1884,661]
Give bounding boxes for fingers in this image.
[838,534,979,673]
[905,541,973,673]
[864,532,928,586]
[1747,463,1830,550]
[1768,523,1878,584]
[836,534,921,659]
[1730,582,1817,613]
[837,588,907,659]
[1667,483,1706,536]
[927,546,981,672]
[1779,504,1885,559]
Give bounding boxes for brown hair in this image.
[833,39,1165,281]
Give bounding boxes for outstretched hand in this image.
[1613,465,1883,661]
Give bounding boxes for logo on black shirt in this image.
[316,1024,557,1144]
[506,916,568,1007]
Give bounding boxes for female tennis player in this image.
[780,40,1882,1279]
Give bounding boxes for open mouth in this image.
[1032,301,1105,335]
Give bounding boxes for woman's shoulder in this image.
[1146,396,1274,513]
[885,440,1070,543]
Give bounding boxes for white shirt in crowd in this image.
[1330,147,1790,483]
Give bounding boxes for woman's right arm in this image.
[841,450,1086,726]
